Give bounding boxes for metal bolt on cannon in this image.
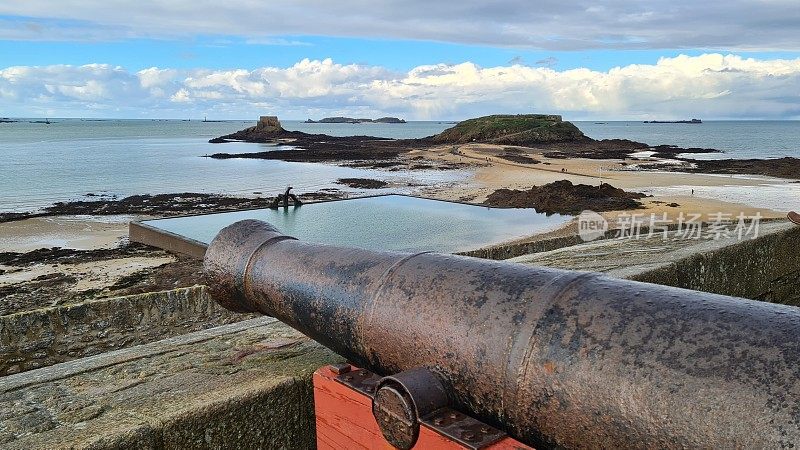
[204,219,800,449]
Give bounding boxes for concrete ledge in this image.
[0,317,343,449]
[129,221,208,259]
[631,223,800,305]
[0,285,251,376]
[511,222,800,304]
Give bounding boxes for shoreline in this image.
[0,151,791,255]
[3,116,798,291]
[2,142,795,232]
[2,132,796,319]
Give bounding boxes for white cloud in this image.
[1,54,799,119]
[137,67,178,89]
[170,88,190,103]
[0,1,799,50]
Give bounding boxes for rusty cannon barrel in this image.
[204,219,800,449]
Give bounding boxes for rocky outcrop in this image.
[484,180,648,214]
[335,178,389,189]
[684,157,800,179]
[211,115,288,142]
[0,193,298,223]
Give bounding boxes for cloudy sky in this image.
[1,1,799,120]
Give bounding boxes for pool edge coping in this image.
[128,194,564,259]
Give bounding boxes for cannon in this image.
[204,219,800,449]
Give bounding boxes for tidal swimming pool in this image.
[138,195,571,253]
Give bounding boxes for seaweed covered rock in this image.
[484,180,647,214]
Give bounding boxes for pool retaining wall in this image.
[0,285,249,376]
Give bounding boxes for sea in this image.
[0,119,798,213]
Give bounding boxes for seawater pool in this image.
[138,195,571,253]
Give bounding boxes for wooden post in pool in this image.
[269,186,302,209]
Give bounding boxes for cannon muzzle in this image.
[204,219,800,449]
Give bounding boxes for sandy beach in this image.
[417,143,789,218]
[0,215,135,253]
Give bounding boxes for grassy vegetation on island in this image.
[432,114,587,145]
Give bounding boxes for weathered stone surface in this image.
[0,317,342,449]
[0,286,252,376]
[510,221,800,304]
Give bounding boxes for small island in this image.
[205,113,800,180]
[644,119,702,124]
[304,116,406,124]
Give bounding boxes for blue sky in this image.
[2,35,799,73]
[1,1,799,119]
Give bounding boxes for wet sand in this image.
[0,215,134,253]
[417,143,789,219]
[0,244,203,316]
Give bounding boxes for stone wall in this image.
[631,225,800,306]
[256,115,282,132]
[0,317,341,449]
[468,222,800,306]
[0,285,251,376]
[458,232,612,260]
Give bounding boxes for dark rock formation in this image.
[497,148,541,164]
[540,141,720,160]
[681,157,800,179]
[336,178,389,189]
[484,180,648,214]
[219,115,285,141]
[0,191,344,223]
